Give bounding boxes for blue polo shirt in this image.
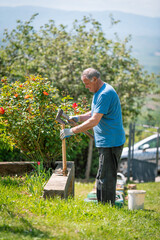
[92,83,125,147]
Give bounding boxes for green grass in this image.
[0,173,160,240]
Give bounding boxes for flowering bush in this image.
[0,75,89,168]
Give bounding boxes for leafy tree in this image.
[0,14,157,126]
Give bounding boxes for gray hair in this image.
[81,68,100,81]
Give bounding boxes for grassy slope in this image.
[0,176,160,240]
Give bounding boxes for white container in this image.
[128,190,146,210]
[117,173,126,185]
[116,173,126,190]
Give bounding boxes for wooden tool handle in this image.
[62,124,67,176]
[83,130,94,140]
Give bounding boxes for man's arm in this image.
[60,112,103,140]
[68,111,91,123]
[71,112,103,134]
[79,111,92,122]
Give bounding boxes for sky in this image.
[0,0,160,18]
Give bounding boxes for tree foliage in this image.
[0,14,157,126]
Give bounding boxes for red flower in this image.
[72,103,78,109]
[32,78,35,81]
[19,84,23,87]
[43,91,49,96]
[24,95,30,99]
[0,107,5,114]
[14,94,18,98]
[1,79,6,83]
[37,161,40,166]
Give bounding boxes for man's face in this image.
[81,76,97,93]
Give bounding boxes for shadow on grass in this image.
[0,224,52,239]
[1,206,53,239]
[143,209,156,212]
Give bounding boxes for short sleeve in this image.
[93,92,112,114]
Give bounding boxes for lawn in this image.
[0,173,160,240]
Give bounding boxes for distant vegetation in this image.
[0,6,160,75]
[0,14,156,123]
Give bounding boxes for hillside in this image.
[0,6,160,74]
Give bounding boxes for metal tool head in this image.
[56,109,66,125]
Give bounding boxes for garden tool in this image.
[56,108,94,140]
[56,111,68,176]
[61,123,67,176]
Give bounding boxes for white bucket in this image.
[128,190,146,210]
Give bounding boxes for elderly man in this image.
[60,68,125,205]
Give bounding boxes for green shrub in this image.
[0,75,89,168]
[0,147,23,162]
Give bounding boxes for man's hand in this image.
[60,128,74,140]
[68,115,80,123]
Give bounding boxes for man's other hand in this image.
[68,116,80,123]
[60,128,74,140]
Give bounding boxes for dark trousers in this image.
[96,145,123,205]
